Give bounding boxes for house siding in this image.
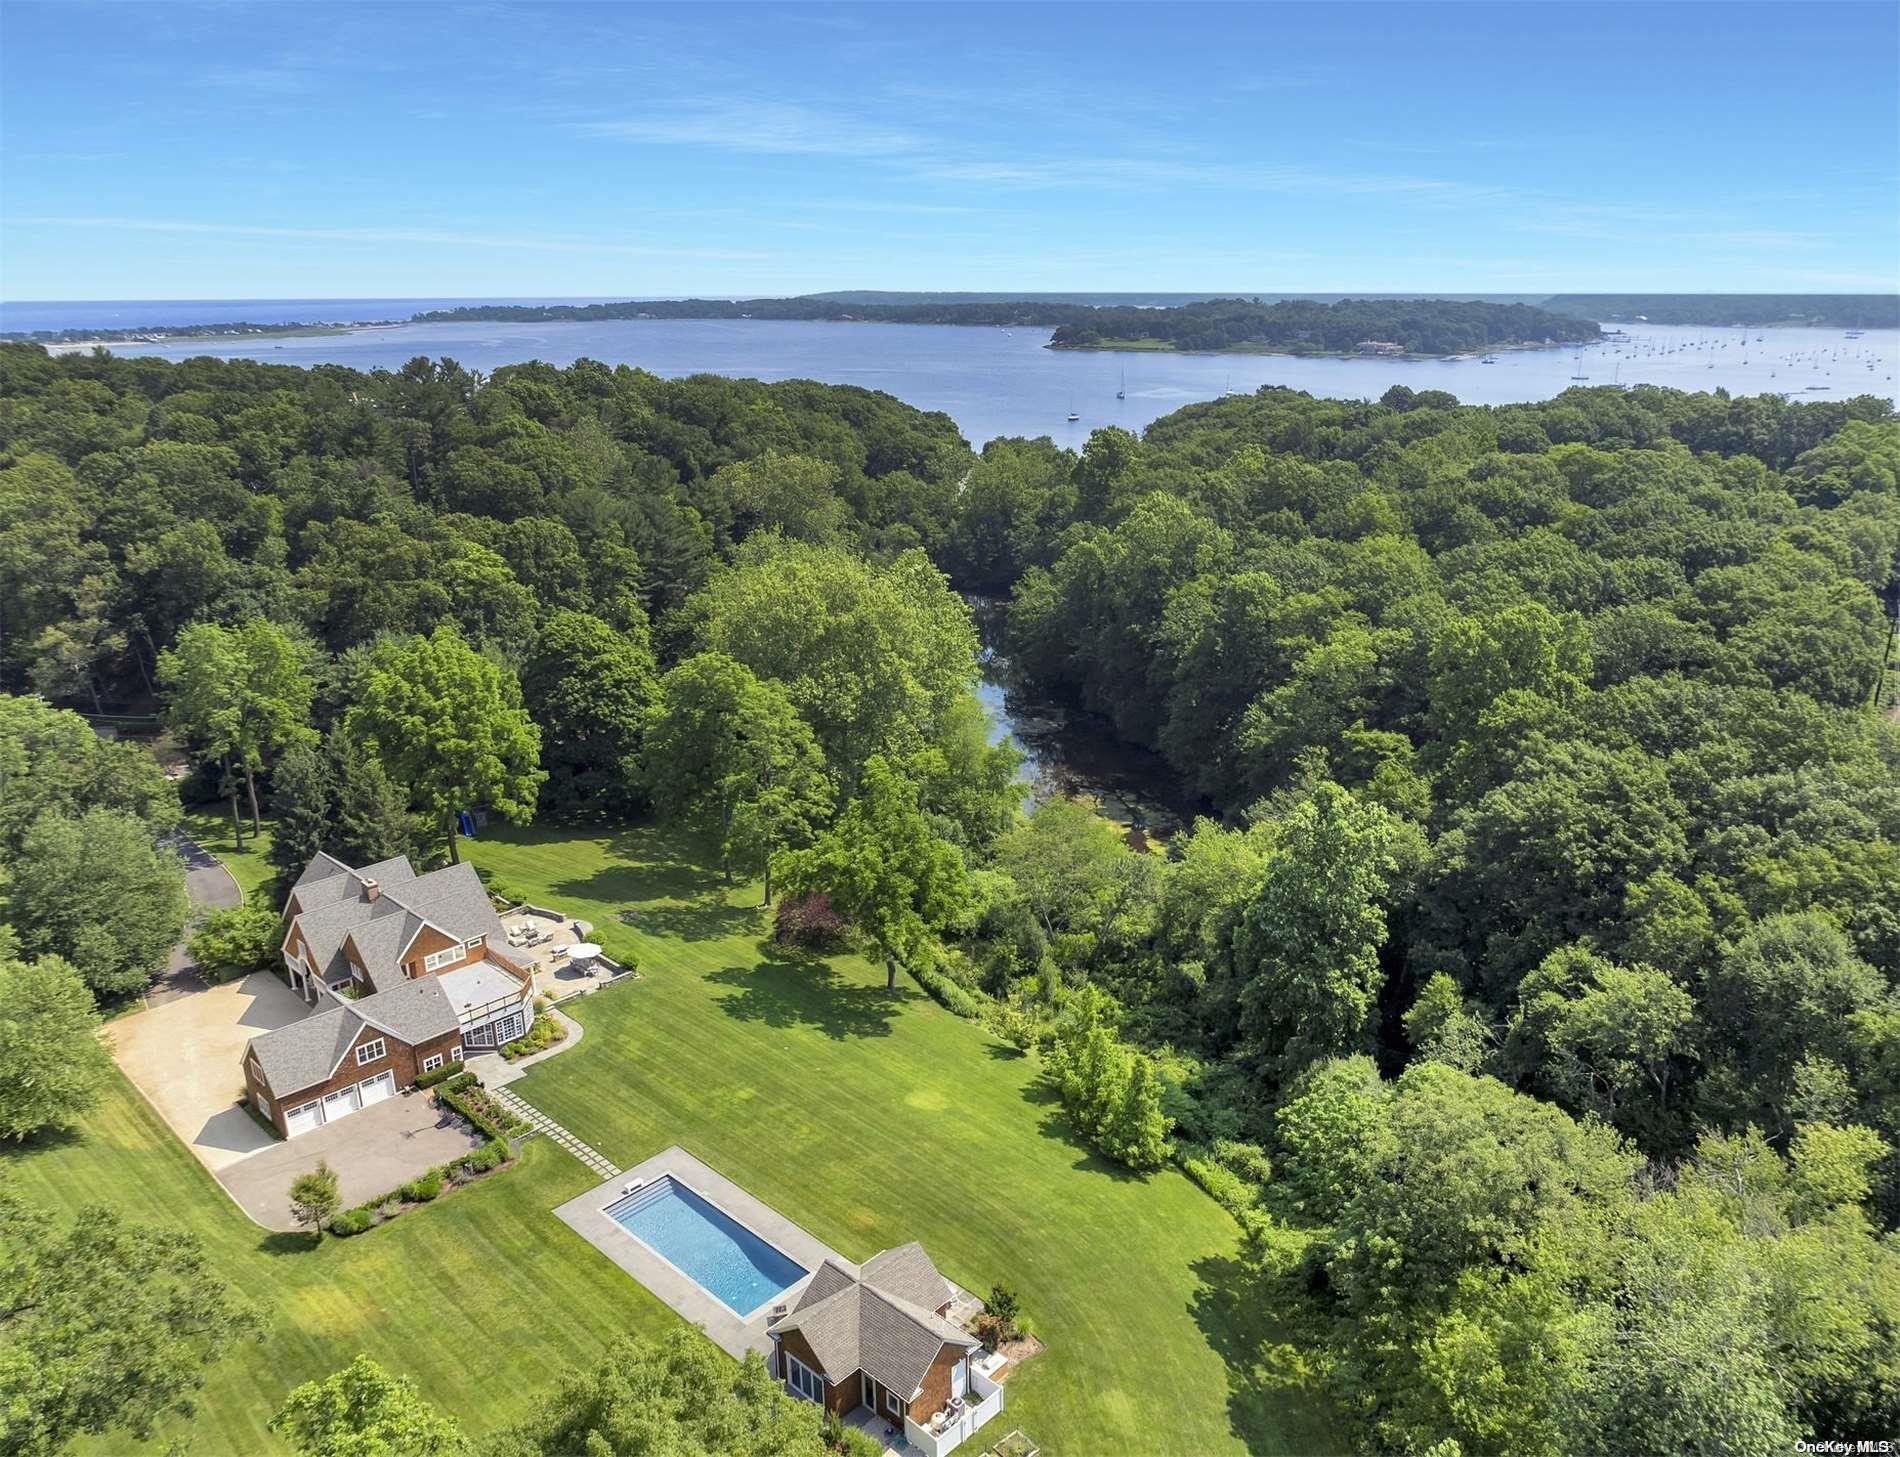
[250,1023,462,1137]
[403,924,487,980]
[775,1329,860,1416]
[907,1343,965,1424]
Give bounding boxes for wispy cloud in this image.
[10,216,770,261]
[581,101,923,156]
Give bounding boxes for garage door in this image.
[286,1100,324,1137]
[321,1085,361,1122]
[358,1070,396,1106]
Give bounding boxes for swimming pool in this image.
[604,1175,808,1317]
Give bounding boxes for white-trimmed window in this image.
[421,1053,443,1073]
[450,1045,464,1063]
[463,936,485,951]
[255,1092,272,1118]
[422,946,461,973]
[885,1390,901,1418]
[785,1354,823,1403]
[355,1038,387,1067]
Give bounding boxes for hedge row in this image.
[436,1075,527,1142]
[906,956,984,1019]
[1174,1139,1272,1219]
[414,1059,466,1089]
[328,1138,511,1236]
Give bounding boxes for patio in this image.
[497,904,610,1001]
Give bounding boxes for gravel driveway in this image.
[109,970,312,1170]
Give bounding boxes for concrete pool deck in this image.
[553,1145,853,1358]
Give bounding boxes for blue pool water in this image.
[605,1176,807,1317]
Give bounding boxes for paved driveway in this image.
[110,970,312,1171]
[150,830,244,1007]
[217,1091,485,1231]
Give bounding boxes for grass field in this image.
[474,823,1336,1456]
[3,820,1336,1456]
[2,1074,674,1454]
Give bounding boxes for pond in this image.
[970,598,1208,849]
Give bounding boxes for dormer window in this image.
[422,946,461,973]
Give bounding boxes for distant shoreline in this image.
[36,321,363,352]
[1045,336,1574,360]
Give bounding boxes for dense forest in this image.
[1046,296,1598,353]
[420,294,1599,357]
[1540,293,1900,328]
[2,340,1897,1454]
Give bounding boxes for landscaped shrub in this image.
[501,1012,566,1061]
[1176,1140,1272,1216]
[908,958,984,1018]
[460,1139,507,1175]
[774,891,848,949]
[188,905,282,983]
[436,1078,524,1142]
[414,1061,464,1090]
[974,1282,1024,1350]
[401,1169,444,1202]
[328,1207,374,1237]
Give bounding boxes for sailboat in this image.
[1066,395,1080,423]
[1116,369,1126,401]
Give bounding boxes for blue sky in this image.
[3,1,1896,300]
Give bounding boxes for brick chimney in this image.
[361,878,379,902]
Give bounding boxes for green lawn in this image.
[3,821,1335,1455]
[179,803,278,904]
[475,823,1336,1456]
[2,1074,675,1454]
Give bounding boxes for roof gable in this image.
[768,1245,974,1398]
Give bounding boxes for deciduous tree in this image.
[775,756,965,989]
[0,1192,262,1456]
[346,626,544,863]
[0,953,110,1139]
[271,1354,465,1457]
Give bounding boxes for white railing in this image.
[902,1369,1003,1457]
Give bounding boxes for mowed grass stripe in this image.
[474,824,1338,1456]
[3,1074,677,1455]
[5,821,1335,1456]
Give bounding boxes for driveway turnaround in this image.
[217,1090,486,1230]
[109,970,312,1171]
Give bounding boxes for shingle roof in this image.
[285,856,502,990]
[294,852,354,889]
[245,979,455,1098]
[245,1006,364,1096]
[392,862,505,949]
[862,1242,953,1312]
[768,1246,974,1398]
[358,976,458,1043]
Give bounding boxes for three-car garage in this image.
[286,1069,398,1137]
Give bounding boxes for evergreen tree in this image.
[267,738,334,884]
[1105,1054,1172,1171]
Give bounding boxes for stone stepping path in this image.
[492,1087,620,1180]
